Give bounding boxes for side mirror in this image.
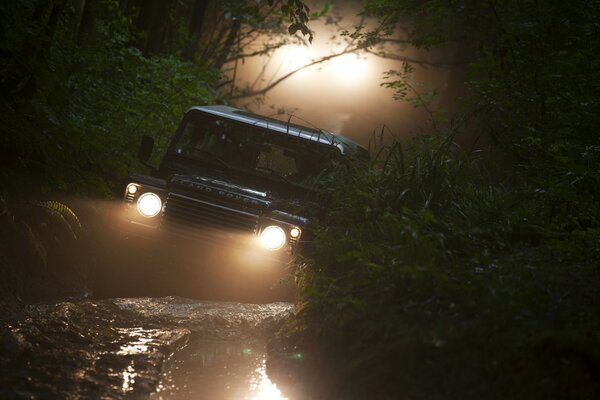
[138,135,154,162]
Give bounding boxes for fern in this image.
[33,201,81,232]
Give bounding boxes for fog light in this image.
[137,192,162,218]
[260,225,286,250]
[127,184,138,195]
[290,227,300,238]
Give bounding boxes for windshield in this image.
[170,112,341,184]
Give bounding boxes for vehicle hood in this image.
[168,173,320,218]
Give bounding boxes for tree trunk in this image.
[13,0,66,103]
[184,0,209,61]
[213,18,240,70]
[136,0,172,55]
[77,0,96,43]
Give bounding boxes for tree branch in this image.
[230,47,359,99]
[224,42,288,63]
[364,48,461,66]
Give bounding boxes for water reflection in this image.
[250,359,287,400]
[10,297,292,399]
[122,362,137,392]
[116,328,157,355]
[153,339,287,399]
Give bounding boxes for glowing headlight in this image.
[137,192,162,218]
[127,184,138,195]
[259,225,286,250]
[290,227,300,238]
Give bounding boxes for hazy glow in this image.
[259,225,286,250]
[250,359,288,400]
[228,3,457,146]
[282,45,311,71]
[290,227,300,238]
[137,192,161,218]
[280,45,371,84]
[331,53,369,82]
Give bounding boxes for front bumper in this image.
[117,208,295,267]
[121,182,303,267]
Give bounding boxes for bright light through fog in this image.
[230,4,435,144]
[282,45,311,71]
[279,44,371,85]
[331,53,369,81]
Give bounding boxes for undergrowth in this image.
[286,2,600,398]
[0,197,90,305]
[290,130,600,399]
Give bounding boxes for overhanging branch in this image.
[230,46,359,99]
[364,48,459,66]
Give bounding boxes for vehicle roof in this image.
[187,105,369,158]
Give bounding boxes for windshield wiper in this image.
[254,166,293,185]
[195,150,231,170]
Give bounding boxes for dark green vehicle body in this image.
[95,105,368,301]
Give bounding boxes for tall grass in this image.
[292,123,600,398]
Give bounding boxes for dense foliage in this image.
[293,1,600,398]
[0,1,216,195]
[0,0,314,196]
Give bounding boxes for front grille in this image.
[161,192,259,236]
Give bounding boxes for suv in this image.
[95,105,368,300]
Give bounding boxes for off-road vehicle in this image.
[95,105,368,300]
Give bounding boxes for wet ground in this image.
[0,297,295,399]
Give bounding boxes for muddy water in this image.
[152,339,284,399]
[114,297,295,399]
[1,297,294,399]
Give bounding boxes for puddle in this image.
[152,338,288,400]
[116,297,295,399]
[1,297,295,399]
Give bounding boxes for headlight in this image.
[127,184,138,195]
[137,192,162,218]
[259,225,286,250]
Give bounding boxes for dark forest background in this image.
[0,0,315,195]
[1,1,599,399]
